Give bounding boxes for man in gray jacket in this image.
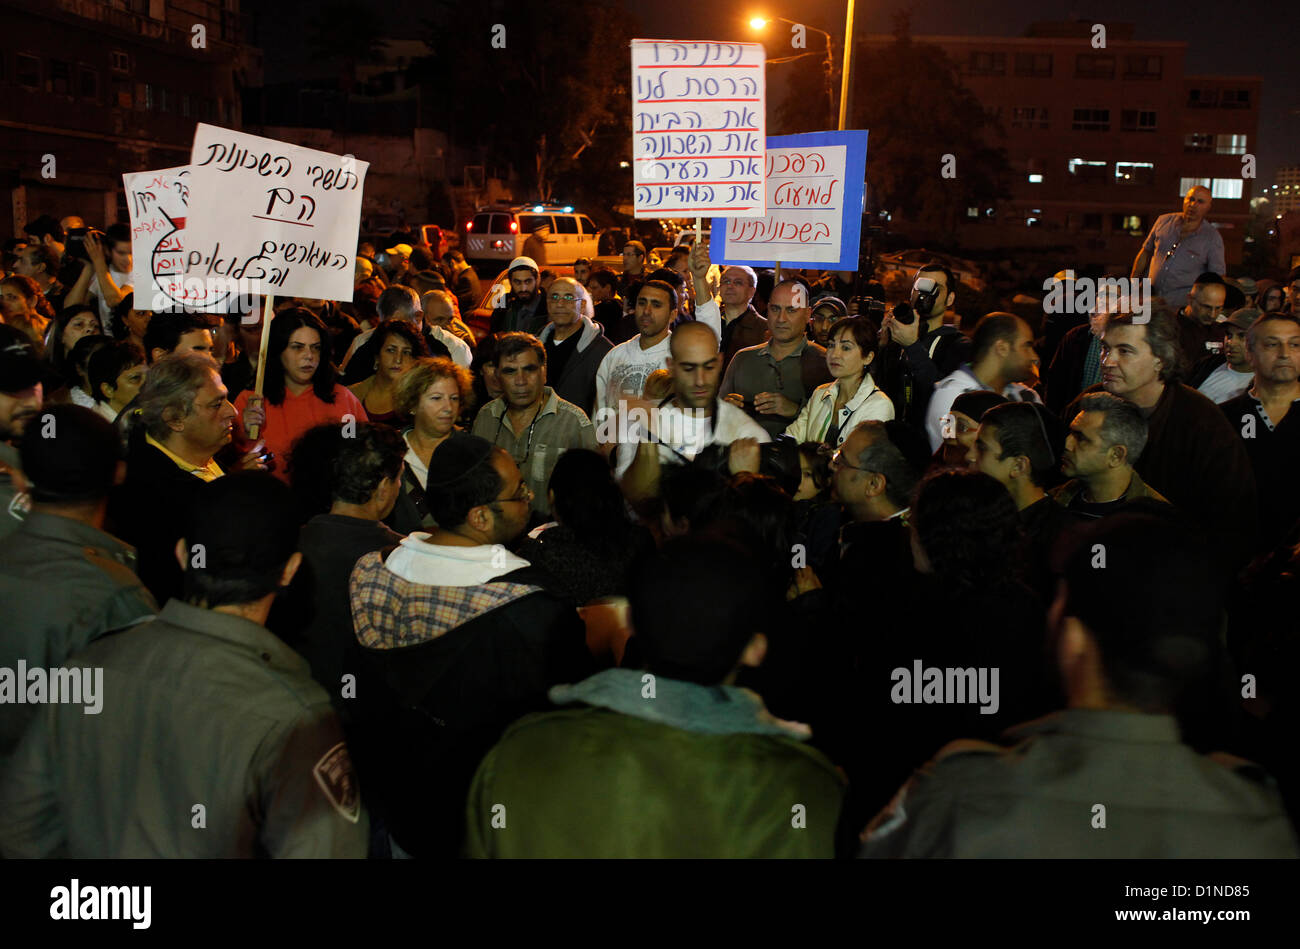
[862,509,1298,859]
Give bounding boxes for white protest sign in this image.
[122,165,234,313]
[184,124,368,301]
[715,130,870,270]
[631,39,766,219]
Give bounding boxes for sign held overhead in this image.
[631,39,767,219]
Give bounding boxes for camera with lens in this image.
[910,276,941,316]
[65,227,106,264]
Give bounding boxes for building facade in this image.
[858,22,1260,272]
[0,0,258,238]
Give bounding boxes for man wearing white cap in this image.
[490,257,549,337]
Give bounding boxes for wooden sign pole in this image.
[244,293,275,441]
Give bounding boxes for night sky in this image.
[620,0,1299,186]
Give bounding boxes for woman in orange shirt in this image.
[235,307,367,481]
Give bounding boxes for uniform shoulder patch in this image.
[312,742,361,824]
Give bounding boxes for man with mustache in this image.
[1221,313,1300,552]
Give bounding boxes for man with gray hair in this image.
[1052,392,1169,517]
[109,354,266,604]
[689,243,769,370]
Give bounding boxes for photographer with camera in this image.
[875,263,971,428]
[64,224,133,330]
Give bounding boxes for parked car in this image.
[876,248,987,292]
[465,205,599,269]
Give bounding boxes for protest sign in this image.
[183,124,369,301]
[712,130,868,270]
[122,165,239,314]
[631,39,766,219]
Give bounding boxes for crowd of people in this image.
[1,185,1299,858]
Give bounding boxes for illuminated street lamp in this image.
[749,3,856,130]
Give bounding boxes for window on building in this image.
[1068,159,1109,182]
[1011,106,1049,130]
[111,51,130,74]
[78,67,98,100]
[1112,214,1145,234]
[1081,213,1103,231]
[1121,110,1157,132]
[111,77,131,108]
[136,82,152,111]
[1188,88,1217,108]
[181,93,191,117]
[1184,132,1213,152]
[1123,55,1162,79]
[16,54,40,90]
[966,207,979,218]
[1014,53,1052,77]
[1072,109,1110,131]
[159,87,169,113]
[968,51,1006,76]
[1028,173,1043,183]
[1220,89,1250,109]
[1212,179,1244,199]
[1115,162,1155,186]
[1179,177,1212,196]
[1215,134,1247,155]
[1075,54,1115,79]
[48,60,70,95]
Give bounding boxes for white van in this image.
[464,205,600,267]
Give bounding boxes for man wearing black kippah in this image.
[348,432,595,858]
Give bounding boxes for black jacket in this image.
[1045,323,1097,417]
[876,323,971,427]
[348,552,596,857]
[107,428,211,606]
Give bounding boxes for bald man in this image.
[1131,186,1226,305]
[617,321,769,500]
[718,279,832,437]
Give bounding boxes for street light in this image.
[749,5,855,130]
[749,14,835,129]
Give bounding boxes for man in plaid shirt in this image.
[348,432,594,858]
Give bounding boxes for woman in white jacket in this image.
[785,316,894,447]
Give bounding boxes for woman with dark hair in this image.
[49,304,103,389]
[1,274,56,351]
[233,307,367,482]
[785,316,893,447]
[789,442,840,580]
[109,292,152,350]
[347,320,427,426]
[470,332,505,415]
[516,449,654,607]
[1257,284,1286,314]
[65,332,111,407]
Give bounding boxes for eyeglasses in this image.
[549,293,577,302]
[830,447,870,472]
[494,481,534,505]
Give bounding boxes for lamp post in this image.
[750,6,855,130]
[749,15,835,130]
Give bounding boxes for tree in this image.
[416,0,635,213]
[305,0,388,96]
[778,11,1011,240]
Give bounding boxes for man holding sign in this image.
[689,243,768,370]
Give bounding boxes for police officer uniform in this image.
[0,511,157,757]
[860,708,1299,858]
[0,599,368,858]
